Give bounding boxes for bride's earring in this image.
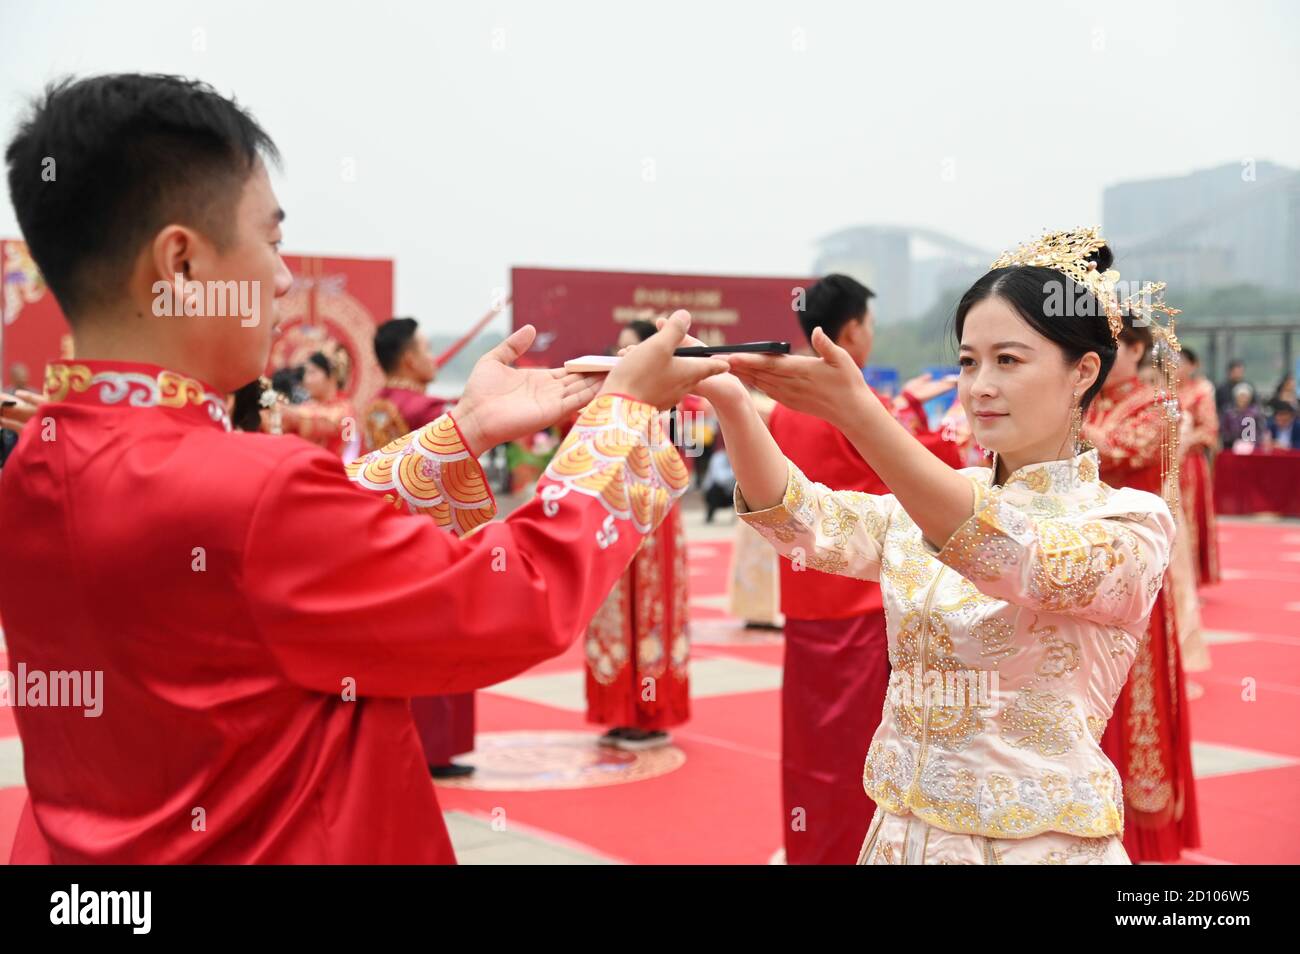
[1068,388,1082,457]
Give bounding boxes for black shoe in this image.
[430,763,476,779]
[613,730,671,752]
[597,727,633,748]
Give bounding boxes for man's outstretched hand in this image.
[450,325,604,454]
[616,318,749,412]
[451,313,728,455]
[600,311,729,409]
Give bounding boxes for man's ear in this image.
[397,343,416,375]
[150,225,202,284]
[838,317,860,351]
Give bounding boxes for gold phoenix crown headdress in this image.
[989,226,1124,342]
[989,227,1184,512]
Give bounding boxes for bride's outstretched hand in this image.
[726,326,870,428]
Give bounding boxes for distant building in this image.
[812,226,989,323]
[1103,160,1300,292]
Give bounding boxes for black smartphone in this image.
[672,341,791,357]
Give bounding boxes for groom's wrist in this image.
[448,403,485,457]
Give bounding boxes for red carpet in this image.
[2,518,1297,864]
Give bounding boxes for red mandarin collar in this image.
[43,360,231,432]
[1103,375,1141,398]
[382,377,431,394]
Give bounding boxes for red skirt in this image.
[411,693,475,765]
[1101,586,1200,861]
[782,612,890,864]
[1181,448,1221,586]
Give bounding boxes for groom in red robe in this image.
[368,317,450,444]
[0,73,726,863]
[770,275,961,864]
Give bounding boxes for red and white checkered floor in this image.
[2,512,1297,864]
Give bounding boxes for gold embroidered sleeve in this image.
[345,413,498,537]
[735,458,894,581]
[539,393,691,534]
[932,487,1175,626]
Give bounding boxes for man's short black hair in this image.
[798,274,873,345]
[374,317,420,374]
[5,73,278,319]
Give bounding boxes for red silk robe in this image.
[376,383,449,437]
[1084,375,1200,862]
[766,389,962,864]
[363,382,449,452]
[366,381,472,766]
[0,361,687,863]
[1178,377,1221,585]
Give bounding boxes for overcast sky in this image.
[2,0,1297,333]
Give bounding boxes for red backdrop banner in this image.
[270,254,393,413]
[2,239,71,387]
[510,266,814,365]
[1,241,393,409]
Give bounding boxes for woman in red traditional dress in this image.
[1177,347,1221,586]
[1083,318,1200,862]
[585,321,691,750]
[281,351,360,462]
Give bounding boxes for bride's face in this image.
[958,297,1095,464]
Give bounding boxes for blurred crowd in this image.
[1215,359,1300,450]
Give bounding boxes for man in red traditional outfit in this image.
[366,317,449,449]
[366,317,477,778]
[0,73,727,863]
[767,275,963,864]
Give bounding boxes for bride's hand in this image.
[726,326,870,428]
